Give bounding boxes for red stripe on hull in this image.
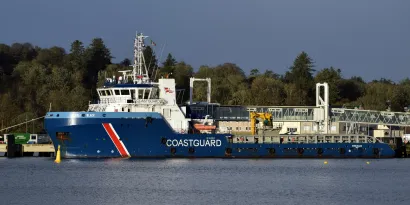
[102,123,129,158]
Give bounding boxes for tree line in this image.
[0,38,409,133]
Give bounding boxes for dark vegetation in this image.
[0,39,409,133]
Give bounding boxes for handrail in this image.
[0,116,46,132]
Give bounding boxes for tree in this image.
[64,40,86,85]
[84,38,112,98]
[120,58,131,67]
[142,46,157,78]
[338,77,366,105]
[263,70,280,79]
[162,53,176,70]
[390,85,410,112]
[250,68,260,76]
[172,62,194,103]
[0,44,13,75]
[157,53,177,80]
[314,67,342,105]
[284,51,315,105]
[357,82,394,110]
[250,76,286,106]
[35,46,66,67]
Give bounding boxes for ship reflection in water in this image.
[1,158,409,205]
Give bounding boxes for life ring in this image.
[268,148,275,155]
[170,147,176,154]
[188,147,195,154]
[317,148,323,155]
[297,148,304,155]
[373,148,379,155]
[339,148,346,154]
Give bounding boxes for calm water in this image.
[0,157,409,205]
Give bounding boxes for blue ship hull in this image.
[44,112,396,158]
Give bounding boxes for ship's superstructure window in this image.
[121,89,130,95]
[144,89,151,99]
[134,88,154,99]
[114,90,120,95]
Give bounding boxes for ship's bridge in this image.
[97,84,159,104]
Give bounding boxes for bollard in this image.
[6,134,16,158]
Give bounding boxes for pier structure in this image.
[208,82,410,138]
[0,144,55,157]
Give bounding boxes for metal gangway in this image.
[331,108,410,126]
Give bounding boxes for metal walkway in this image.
[245,106,410,127]
[246,106,316,121]
[331,108,410,126]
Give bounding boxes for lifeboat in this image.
[194,124,216,130]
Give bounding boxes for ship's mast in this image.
[132,32,150,84]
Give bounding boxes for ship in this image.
[43,32,396,158]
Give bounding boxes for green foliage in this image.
[1,38,409,134]
[357,82,395,111]
[143,46,157,78]
[315,67,342,105]
[285,51,315,105]
[163,53,177,68]
[251,76,285,106]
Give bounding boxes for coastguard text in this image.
[166,139,222,147]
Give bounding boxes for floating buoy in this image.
[54,145,61,164]
[366,161,370,164]
[324,161,328,164]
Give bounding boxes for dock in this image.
[0,144,55,157]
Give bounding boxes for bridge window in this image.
[152,88,159,98]
[121,89,130,95]
[114,90,120,95]
[106,90,112,96]
[99,90,106,96]
[138,89,143,99]
[144,89,151,99]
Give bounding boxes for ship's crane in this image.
[250,112,273,135]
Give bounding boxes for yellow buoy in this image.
[54,145,61,164]
[324,161,328,164]
[366,161,370,164]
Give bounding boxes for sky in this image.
[1,0,409,82]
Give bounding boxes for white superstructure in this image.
[87,32,191,133]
